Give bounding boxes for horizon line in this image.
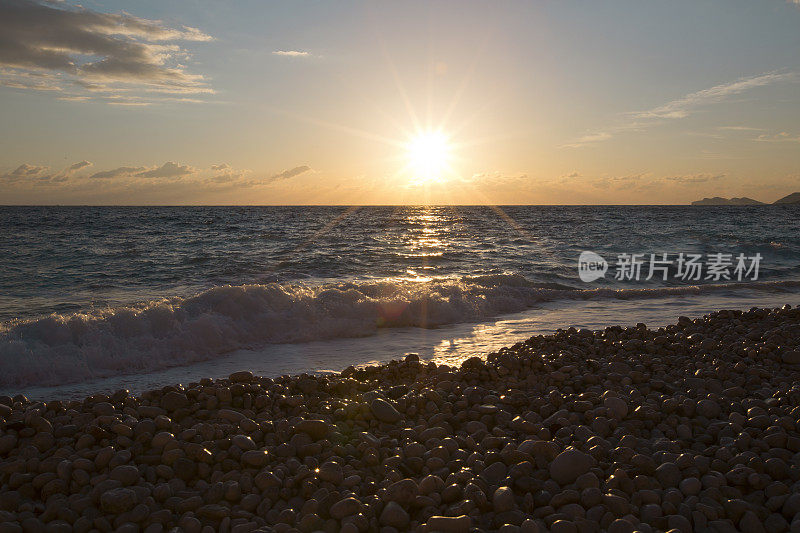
[1,203,795,208]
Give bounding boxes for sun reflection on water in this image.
[395,208,451,282]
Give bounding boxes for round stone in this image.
[379,501,409,528]
[696,399,721,419]
[100,488,136,513]
[295,419,330,440]
[110,465,140,486]
[604,396,628,419]
[550,448,595,485]
[493,486,515,513]
[424,515,472,533]
[370,399,402,423]
[330,497,361,520]
[655,462,682,488]
[781,351,800,364]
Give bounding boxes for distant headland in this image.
[692,192,800,205]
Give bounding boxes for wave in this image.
[2,274,800,389]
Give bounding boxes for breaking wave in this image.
[2,274,800,388]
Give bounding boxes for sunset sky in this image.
[1,0,799,205]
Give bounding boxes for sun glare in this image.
[406,131,451,183]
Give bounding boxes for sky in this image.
[1,0,799,205]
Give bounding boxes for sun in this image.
[406,131,451,183]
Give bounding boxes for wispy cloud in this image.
[208,163,250,184]
[461,172,528,186]
[272,50,310,58]
[755,131,800,143]
[265,165,312,182]
[717,125,764,132]
[88,161,197,179]
[136,161,197,178]
[0,75,62,92]
[633,72,792,120]
[665,173,725,184]
[65,160,92,173]
[591,174,645,190]
[561,132,612,149]
[0,0,213,104]
[90,166,147,179]
[11,161,312,191]
[0,161,93,184]
[7,163,48,177]
[53,160,94,178]
[565,72,795,147]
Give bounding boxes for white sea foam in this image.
[2,275,799,388]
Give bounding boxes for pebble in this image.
[294,419,330,440]
[781,350,800,364]
[424,515,472,532]
[110,465,140,485]
[379,501,410,528]
[696,398,720,418]
[100,488,136,513]
[549,448,594,485]
[369,398,402,423]
[603,396,628,419]
[329,497,361,520]
[0,306,798,532]
[385,478,418,505]
[493,486,515,513]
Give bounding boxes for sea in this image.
[1,205,799,399]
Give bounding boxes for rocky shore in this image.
[2,305,800,533]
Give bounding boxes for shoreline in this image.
[5,286,800,400]
[1,305,799,532]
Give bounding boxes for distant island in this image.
[774,192,800,204]
[692,192,800,205]
[691,196,765,206]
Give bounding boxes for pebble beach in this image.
[2,304,800,533]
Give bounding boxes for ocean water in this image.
[1,205,799,398]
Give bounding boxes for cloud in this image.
[464,172,528,186]
[0,162,73,184]
[58,95,91,102]
[272,50,310,57]
[565,72,795,147]
[0,77,62,91]
[591,174,645,190]
[136,161,197,178]
[755,131,800,143]
[208,163,250,184]
[7,163,48,178]
[65,160,92,173]
[561,132,612,148]
[665,173,725,184]
[89,166,147,179]
[46,159,94,179]
[633,72,793,120]
[5,160,313,195]
[205,164,314,188]
[0,0,213,103]
[554,171,583,185]
[717,126,764,132]
[264,165,312,183]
